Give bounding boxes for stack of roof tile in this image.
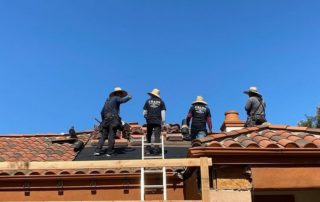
[129,123,144,146]
[166,124,183,141]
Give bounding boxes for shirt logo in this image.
[195,106,207,114]
[149,100,161,108]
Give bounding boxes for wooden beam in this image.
[0,158,212,171]
[200,157,210,202]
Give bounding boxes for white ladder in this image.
[141,134,167,201]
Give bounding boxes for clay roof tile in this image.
[278,139,299,148]
[223,139,242,148]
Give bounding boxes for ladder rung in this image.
[143,156,163,159]
[144,143,162,146]
[144,169,163,173]
[145,185,163,189]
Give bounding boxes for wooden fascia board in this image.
[0,158,211,170]
[188,148,320,165]
[0,173,180,181]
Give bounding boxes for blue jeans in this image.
[191,131,206,140]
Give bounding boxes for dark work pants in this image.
[95,117,120,154]
[146,124,161,144]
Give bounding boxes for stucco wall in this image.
[210,190,252,202]
[255,190,320,202]
[0,178,184,201]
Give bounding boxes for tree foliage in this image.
[298,107,320,128]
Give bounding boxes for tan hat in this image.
[244,86,261,95]
[148,88,161,98]
[109,87,128,98]
[192,96,207,105]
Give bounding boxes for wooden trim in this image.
[200,157,210,202]
[188,148,320,165]
[0,158,212,170]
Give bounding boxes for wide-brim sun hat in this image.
[148,88,161,98]
[109,87,128,98]
[243,86,261,95]
[192,96,207,105]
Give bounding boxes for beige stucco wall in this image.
[210,190,252,202]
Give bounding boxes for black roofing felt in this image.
[75,146,189,161]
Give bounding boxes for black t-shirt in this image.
[143,97,166,125]
[188,104,211,131]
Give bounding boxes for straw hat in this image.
[148,88,161,98]
[109,87,128,98]
[243,86,261,95]
[192,96,207,105]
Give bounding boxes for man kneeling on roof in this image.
[94,87,132,157]
[186,96,212,140]
[143,88,166,155]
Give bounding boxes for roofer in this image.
[186,96,212,140]
[244,86,267,127]
[143,88,166,155]
[94,87,132,157]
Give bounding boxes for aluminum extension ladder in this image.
[140,134,167,201]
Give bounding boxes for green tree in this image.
[298,106,320,128]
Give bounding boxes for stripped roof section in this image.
[192,125,320,149]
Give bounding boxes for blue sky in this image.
[0,0,320,133]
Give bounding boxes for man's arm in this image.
[207,117,212,133]
[161,101,166,125]
[118,95,132,104]
[245,98,252,115]
[161,110,166,125]
[100,103,106,120]
[206,108,212,133]
[186,106,193,126]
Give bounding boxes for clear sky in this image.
[0,0,320,134]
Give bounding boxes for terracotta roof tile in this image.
[306,128,320,133]
[259,140,281,148]
[199,124,320,150]
[208,133,227,139]
[223,139,242,148]
[287,126,308,132]
[278,139,299,148]
[205,141,223,147]
[294,139,317,148]
[262,131,277,139]
[268,125,288,130]
[224,130,240,136]
[0,132,91,162]
[240,140,259,148]
[313,139,320,147]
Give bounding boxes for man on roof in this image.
[94,87,132,157]
[143,88,166,155]
[186,96,212,140]
[244,86,267,127]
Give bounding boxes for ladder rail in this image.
[141,130,167,201]
[141,136,145,201]
[161,133,167,200]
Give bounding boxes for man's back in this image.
[245,96,266,116]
